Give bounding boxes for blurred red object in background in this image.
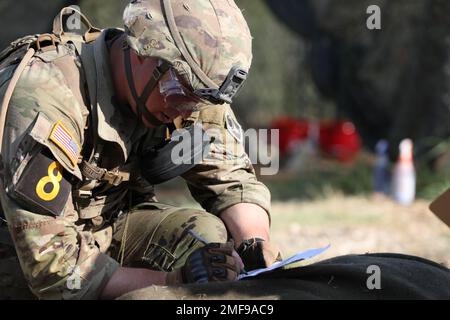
[319,121,361,162]
[270,118,361,162]
[269,117,309,155]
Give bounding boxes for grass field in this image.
[270,194,450,267]
[156,153,450,268]
[158,183,450,268]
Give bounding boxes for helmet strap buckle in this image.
[194,66,247,104]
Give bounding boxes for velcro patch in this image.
[13,150,72,216]
[49,121,80,166]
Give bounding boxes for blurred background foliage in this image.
[77,0,450,201]
[233,0,336,127]
[0,0,449,201]
[77,0,336,126]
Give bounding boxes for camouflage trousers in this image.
[108,203,228,272]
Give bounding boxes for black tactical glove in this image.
[237,238,282,271]
[166,242,241,285]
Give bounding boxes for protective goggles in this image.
[159,64,249,111]
[124,36,247,127]
[159,68,208,113]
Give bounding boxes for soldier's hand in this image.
[166,242,242,285]
[237,238,282,271]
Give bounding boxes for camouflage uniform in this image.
[0,8,270,299]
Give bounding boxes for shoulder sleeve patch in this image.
[27,113,82,179]
[12,149,72,216]
[225,112,243,144]
[49,121,81,167]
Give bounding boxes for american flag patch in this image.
[49,122,80,166]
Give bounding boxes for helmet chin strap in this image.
[123,46,170,127]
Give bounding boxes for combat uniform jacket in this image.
[0,29,271,299]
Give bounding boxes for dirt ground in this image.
[270,193,450,268]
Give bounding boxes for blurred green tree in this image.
[234,0,335,128]
[79,0,128,27]
[78,0,334,128]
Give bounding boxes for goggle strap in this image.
[123,47,165,127]
[124,47,140,115]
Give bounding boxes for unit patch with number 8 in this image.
[12,150,72,216]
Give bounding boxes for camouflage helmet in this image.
[123,0,252,104]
